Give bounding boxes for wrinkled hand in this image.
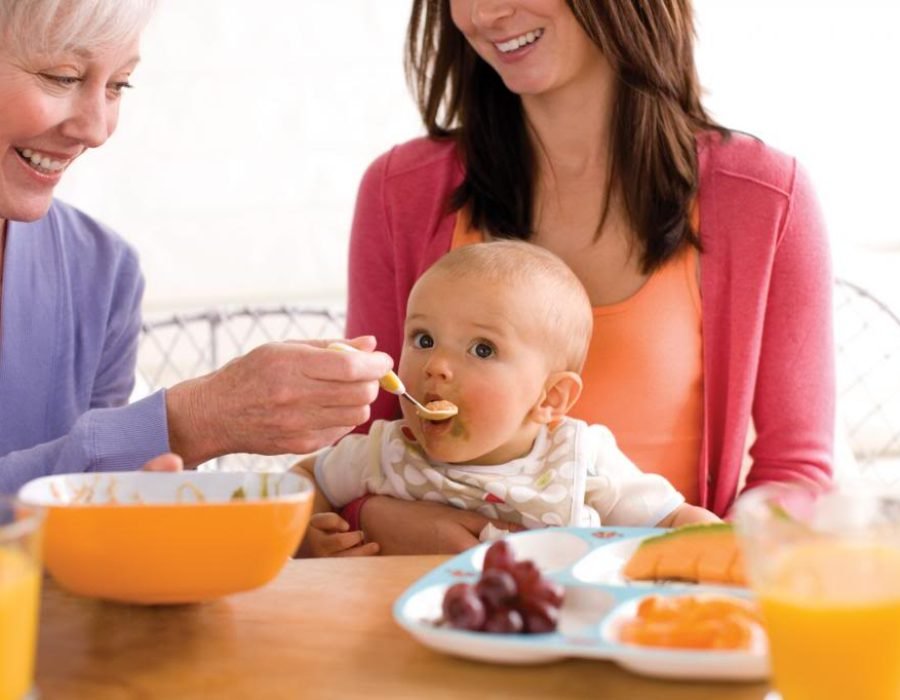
[359,497,524,555]
[303,512,380,558]
[141,453,184,472]
[165,336,393,466]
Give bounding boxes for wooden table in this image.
[36,556,772,699]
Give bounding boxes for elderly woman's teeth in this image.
[19,148,65,173]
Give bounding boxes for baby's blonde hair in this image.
[0,0,156,60]
[421,241,593,372]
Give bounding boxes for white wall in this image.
[694,0,900,308]
[55,1,900,312]
[57,1,421,310]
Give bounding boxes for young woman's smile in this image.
[491,26,544,63]
[449,0,606,97]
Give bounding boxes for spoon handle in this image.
[326,341,407,395]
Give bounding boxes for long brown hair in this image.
[405,0,727,272]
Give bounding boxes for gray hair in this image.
[0,0,156,59]
[421,241,594,373]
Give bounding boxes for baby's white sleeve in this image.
[313,423,386,509]
[583,425,684,527]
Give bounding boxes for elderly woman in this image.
[0,0,392,494]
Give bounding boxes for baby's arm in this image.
[584,425,720,528]
[656,503,721,528]
[292,454,380,558]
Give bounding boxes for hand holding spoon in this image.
[327,342,458,420]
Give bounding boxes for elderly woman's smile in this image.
[14,147,72,175]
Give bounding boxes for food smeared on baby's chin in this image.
[449,418,468,439]
[418,414,470,462]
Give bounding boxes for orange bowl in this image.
[17,471,313,604]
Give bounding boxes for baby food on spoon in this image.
[418,400,458,421]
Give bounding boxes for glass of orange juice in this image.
[0,496,44,700]
[735,484,900,700]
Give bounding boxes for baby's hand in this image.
[658,503,721,528]
[306,512,380,557]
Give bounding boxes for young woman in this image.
[343,0,834,551]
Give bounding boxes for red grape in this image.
[476,569,517,609]
[523,577,564,608]
[440,538,564,635]
[442,582,486,631]
[510,560,541,591]
[520,598,560,634]
[483,539,515,572]
[482,606,525,634]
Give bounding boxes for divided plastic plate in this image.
[393,527,768,681]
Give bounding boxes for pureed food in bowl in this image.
[18,471,313,604]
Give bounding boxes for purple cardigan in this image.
[0,201,169,494]
[345,132,834,516]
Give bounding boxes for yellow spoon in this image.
[327,342,459,420]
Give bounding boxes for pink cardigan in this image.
[346,132,834,516]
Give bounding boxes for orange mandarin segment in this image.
[618,594,762,651]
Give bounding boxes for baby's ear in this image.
[531,371,583,424]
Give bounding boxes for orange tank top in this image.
[450,213,704,504]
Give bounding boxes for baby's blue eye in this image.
[412,332,434,349]
[470,342,494,359]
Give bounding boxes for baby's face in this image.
[398,269,552,465]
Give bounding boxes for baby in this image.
[296,241,718,556]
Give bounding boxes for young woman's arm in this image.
[745,162,835,492]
